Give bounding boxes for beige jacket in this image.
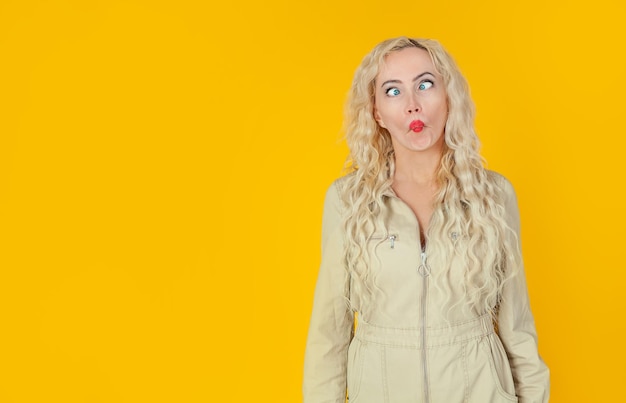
[303,172,549,403]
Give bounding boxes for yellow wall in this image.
[1,0,624,401]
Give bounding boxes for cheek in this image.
[435,98,449,124]
[441,105,449,122]
[374,103,395,126]
[378,100,403,117]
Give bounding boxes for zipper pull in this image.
[418,251,430,277]
[389,234,396,249]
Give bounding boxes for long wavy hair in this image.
[340,37,519,319]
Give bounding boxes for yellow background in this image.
[1,0,624,401]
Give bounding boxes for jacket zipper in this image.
[369,234,398,249]
[418,248,430,402]
[389,234,397,249]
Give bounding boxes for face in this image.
[374,47,448,155]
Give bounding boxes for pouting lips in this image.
[409,120,425,132]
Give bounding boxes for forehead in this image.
[377,47,436,80]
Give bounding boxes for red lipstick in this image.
[409,120,425,133]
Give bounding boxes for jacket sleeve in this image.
[303,182,354,403]
[497,177,550,403]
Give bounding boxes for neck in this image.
[393,148,442,186]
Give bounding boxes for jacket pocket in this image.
[347,338,364,402]
[480,335,518,402]
[368,233,398,249]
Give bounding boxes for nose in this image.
[406,93,420,114]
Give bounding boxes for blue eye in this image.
[386,87,401,97]
[418,81,433,91]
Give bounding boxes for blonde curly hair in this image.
[340,37,519,319]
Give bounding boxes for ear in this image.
[373,106,386,129]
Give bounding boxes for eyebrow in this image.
[380,72,435,88]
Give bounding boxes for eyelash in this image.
[384,80,434,97]
[418,80,434,91]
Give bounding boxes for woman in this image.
[303,37,549,403]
